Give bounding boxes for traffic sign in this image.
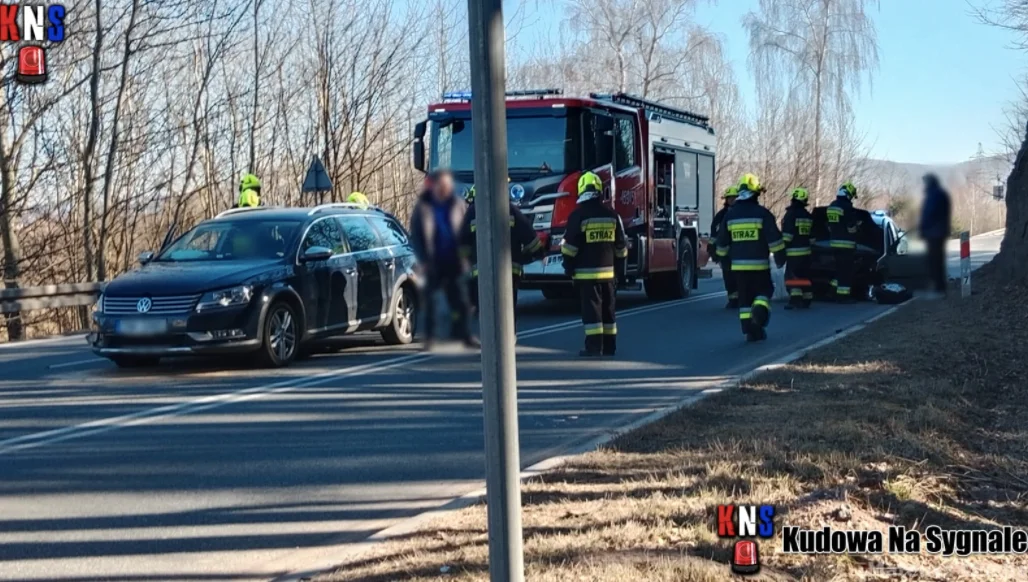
[302,156,332,193]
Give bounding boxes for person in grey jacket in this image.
[919,173,952,297]
[408,169,475,348]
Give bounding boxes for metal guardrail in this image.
[0,283,103,314]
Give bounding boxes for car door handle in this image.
[386,261,395,270]
[344,268,356,275]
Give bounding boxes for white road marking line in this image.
[0,352,430,455]
[0,291,723,456]
[48,358,106,369]
[0,334,87,351]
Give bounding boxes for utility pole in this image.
[466,0,525,581]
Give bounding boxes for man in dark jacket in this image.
[710,186,740,308]
[459,185,544,330]
[919,173,952,297]
[408,169,475,348]
[781,187,814,309]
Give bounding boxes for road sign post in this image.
[960,231,971,298]
[466,0,525,580]
[301,156,333,205]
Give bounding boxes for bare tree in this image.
[746,0,880,206]
[977,0,1028,280]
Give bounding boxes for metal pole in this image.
[466,0,524,580]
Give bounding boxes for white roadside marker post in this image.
[960,231,970,298]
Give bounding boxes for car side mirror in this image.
[895,231,909,255]
[138,251,154,265]
[301,246,333,263]
[413,120,427,171]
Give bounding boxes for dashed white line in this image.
[48,358,106,369]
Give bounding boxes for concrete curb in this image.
[271,298,918,582]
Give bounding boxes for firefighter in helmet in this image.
[715,173,786,342]
[347,191,370,209]
[237,174,262,208]
[781,187,814,309]
[710,185,740,308]
[458,184,544,330]
[827,181,862,303]
[561,172,627,357]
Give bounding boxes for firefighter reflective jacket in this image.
[560,198,628,280]
[237,188,260,208]
[459,201,543,277]
[710,205,732,248]
[715,197,785,270]
[827,196,860,249]
[781,201,814,257]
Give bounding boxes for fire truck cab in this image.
[412,90,716,300]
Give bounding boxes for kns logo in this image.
[717,504,775,576]
[0,4,68,85]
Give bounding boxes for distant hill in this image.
[857,156,1011,197]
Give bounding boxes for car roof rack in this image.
[215,206,276,219]
[589,92,711,128]
[307,202,384,216]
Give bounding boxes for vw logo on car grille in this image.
[136,297,152,313]
[510,183,525,202]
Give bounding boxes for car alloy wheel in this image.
[268,306,296,362]
[382,285,416,345]
[396,290,414,341]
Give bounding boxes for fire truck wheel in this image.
[675,237,695,298]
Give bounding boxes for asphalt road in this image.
[0,233,1002,582]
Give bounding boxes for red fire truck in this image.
[412,90,717,300]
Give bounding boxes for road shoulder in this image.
[313,277,1028,582]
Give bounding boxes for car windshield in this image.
[430,115,572,176]
[157,220,301,262]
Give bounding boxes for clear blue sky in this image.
[512,0,1026,165]
[692,0,1026,165]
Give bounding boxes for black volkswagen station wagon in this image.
[88,204,419,368]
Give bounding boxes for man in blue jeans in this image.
[919,173,952,298]
[409,169,477,349]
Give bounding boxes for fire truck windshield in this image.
[429,115,576,178]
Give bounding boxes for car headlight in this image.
[196,285,253,312]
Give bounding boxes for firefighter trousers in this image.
[831,248,856,299]
[721,256,738,302]
[734,269,773,336]
[469,275,520,330]
[785,255,813,306]
[577,280,616,355]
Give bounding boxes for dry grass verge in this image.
[320,279,1028,582]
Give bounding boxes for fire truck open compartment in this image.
[413,90,717,302]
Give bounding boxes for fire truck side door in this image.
[675,151,699,211]
[696,153,715,237]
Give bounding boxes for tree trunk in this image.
[98,0,140,282]
[0,159,24,340]
[82,0,105,283]
[995,122,1028,282]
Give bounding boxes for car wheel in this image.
[382,285,416,345]
[260,301,299,367]
[110,355,160,369]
